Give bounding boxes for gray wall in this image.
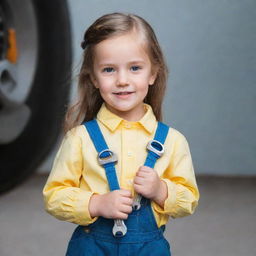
[41,0,256,176]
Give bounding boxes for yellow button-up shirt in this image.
[43,104,199,227]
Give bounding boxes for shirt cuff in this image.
[152,178,177,215]
[152,178,199,218]
[74,191,98,226]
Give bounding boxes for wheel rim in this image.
[0,0,37,143]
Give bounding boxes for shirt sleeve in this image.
[152,131,200,218]
[42,128,97,226]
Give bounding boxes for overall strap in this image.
[84,120,120,191]
[84,120,169,189]
[144,122,169,168]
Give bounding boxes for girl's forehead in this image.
[93,32,150,62]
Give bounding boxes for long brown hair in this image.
[64,13,168,132]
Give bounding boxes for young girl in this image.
[43,13,199,256]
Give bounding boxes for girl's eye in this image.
[103,67,114,73]
[131,66,141,71]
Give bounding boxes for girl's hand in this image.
[133,166,168,207]
[89,189,133,219]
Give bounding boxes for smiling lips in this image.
[113,91,135,99]
[113,91,134,95]
[113,91,134,100]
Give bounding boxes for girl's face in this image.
[92,32,157,121]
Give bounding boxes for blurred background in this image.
[0,0,255,255]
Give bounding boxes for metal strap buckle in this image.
[97,149,118,165]
[147,140,164,157]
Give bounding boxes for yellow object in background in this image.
[7,28,18,63]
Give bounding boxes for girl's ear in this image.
[91,74,99,88]
[149,68,158,86]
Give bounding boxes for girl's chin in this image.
[108,105,133,113]
[106,103,145,120]
[107,103,139,112]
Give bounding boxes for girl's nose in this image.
[116,70,129,86]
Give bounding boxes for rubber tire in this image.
[0,0,72,194]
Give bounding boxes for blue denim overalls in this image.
[66,120,171,256]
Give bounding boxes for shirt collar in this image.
[97,103,157,134]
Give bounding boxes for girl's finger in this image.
[119,189,132,197]
[139,166,154,172]
[122,197,133,206]
[116,212,129,220]
[135,171,146,178]
[133,184,144,194]
[136,169,152,177]
[133,176,145,185]
[120,204,133,214]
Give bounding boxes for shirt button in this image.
[127,151,132,157]
[84,227,90,233]
[124,122,131,128]
[126,179,133,185]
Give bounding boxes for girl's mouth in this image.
[113,91,134,95]
[113,91,134,99]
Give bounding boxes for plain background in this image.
[39,0,256,176]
